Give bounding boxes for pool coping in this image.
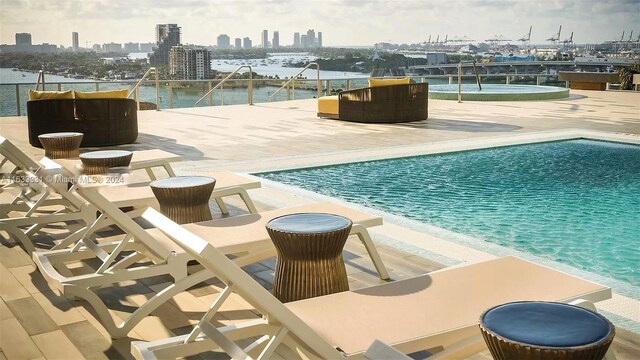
[243,129,640,331]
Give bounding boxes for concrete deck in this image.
[1,89,639,359]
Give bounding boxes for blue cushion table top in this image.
[267,213,352,234]
[481,301,614,348]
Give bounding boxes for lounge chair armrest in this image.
[364,340,412,360]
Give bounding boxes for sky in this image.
[1,0,639,48]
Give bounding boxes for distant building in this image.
[0,42,58,53]
[15,33,32,46]
[72,32,79,51]
[235,38,242,49]
[139,42,154,52]
[124,42,140,53]
[93,44,102,52]
[272,31,280,49]
[243,37,252,49]
[217,34,231,49]
[300,34,308,49]
[306,29,316,48]
[169,46,212,80]
[261,30,269,48]
[103,42,123,52]
[150,24,181,66]
[317,32,323,48]
[293,32,300,48]
[426,52,446,65]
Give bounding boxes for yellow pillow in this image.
[28,89,74,100]
[74,89,129,99]
[368,77,411,88]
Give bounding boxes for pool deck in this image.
[1,89,640,358]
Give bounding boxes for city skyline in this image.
[1,0,639,47]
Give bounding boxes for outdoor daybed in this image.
[317,77,428,123]
[27,89,138,147]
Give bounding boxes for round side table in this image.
[38,132,84,159]
[79,150,133,175]
[266,213,353,303]
[479,301,615,360]
[150,176,216,224]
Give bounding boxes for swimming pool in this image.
[259,139,640,289]
[429,84,570,101]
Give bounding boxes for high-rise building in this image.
[72,32,79,51]
[300,34,308,48]
[150,24,181,66]
[170,45,212,80]
[103,42,123,52]
[293,32,300,48]
[217,34,230,49]
[306,29,316,48]
[15,33,32,46]
[169,46,186,79]
[317,32,323,48]
[243,37,252,49]
[92,44,102,52]
[124,42,140,53]
[235,38,242,49]
[261,30,269,48]
[272,31,279,49]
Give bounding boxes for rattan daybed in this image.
[318,79,428,123]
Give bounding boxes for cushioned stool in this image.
[479,301,615,360]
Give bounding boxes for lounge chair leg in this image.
[351,224,390,280]
[214,197,230,215]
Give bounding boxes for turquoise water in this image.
[259,140,640,287]
[431,84,566,93]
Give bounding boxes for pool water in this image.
[429,84,570,101]
[259,140,640,287]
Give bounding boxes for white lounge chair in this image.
[33,172,389,338]
[1,156,259,254]
[130,207,613,359]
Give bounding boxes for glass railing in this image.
[0,74,563,117]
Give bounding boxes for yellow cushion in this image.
[28,89,74,100]
[318,96,339,115]
[74,89,128,99]
[368,77,411,88]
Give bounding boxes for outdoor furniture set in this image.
[1,90,616,359]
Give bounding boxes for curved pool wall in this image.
[429,84,570,101]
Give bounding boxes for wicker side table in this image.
[38,132,84,159]
[150,176,216,224]
[479,301,615,360]
[79,150,133,175]
[266,213,352,303]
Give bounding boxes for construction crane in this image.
[546,25,562,45]
[561,32,574,49]
[518,26,532,48]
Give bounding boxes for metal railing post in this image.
[325,80,330,97]
[15,85,20,116]
[155,69,160,111]
[96,83,100,91]
[135,87,140,110]
[347,79,352,90]
[207,82,213,106]
[248,72,253,105]
[457,62,462,103]
[168,84,174,109]
[220,83,224,106]
[286,82,291,100]
[317,66,322,99]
